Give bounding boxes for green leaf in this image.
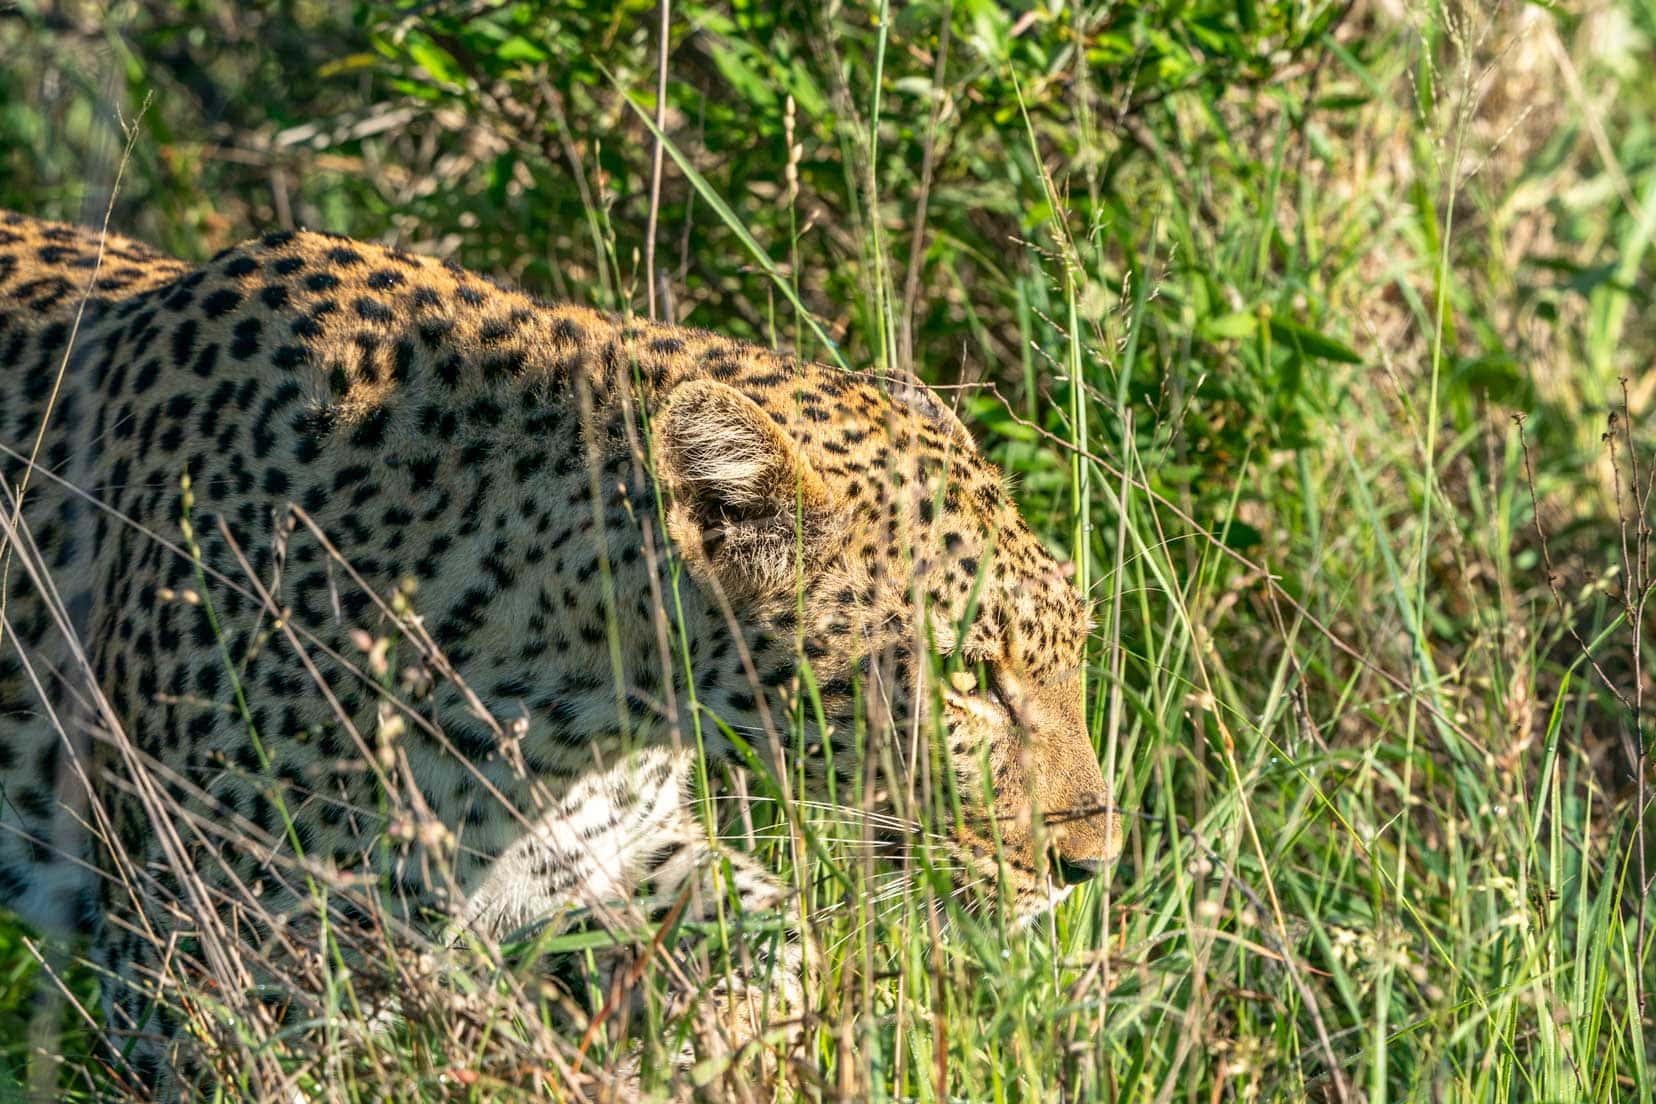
[1267,316,1362,364]
[966,397,1038,442]
[1199,311,1258,342]
[407,38,464,88]
[1314,93,1371,111]
[707,42,779,110]
[497,35,547,63]
[317,53,379,78]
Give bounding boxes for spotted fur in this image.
[0,210,1121,1091]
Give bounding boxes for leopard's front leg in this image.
[571,832,807,1101]
[464,747,808,1095]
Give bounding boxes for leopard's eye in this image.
[947,665,1007,711]
[981,668,1007,710]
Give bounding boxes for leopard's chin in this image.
[1008,882,1076,928]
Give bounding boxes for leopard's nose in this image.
[1053,854,1105,886]
[1046,843,1107,886]
[1043,787,1121,886]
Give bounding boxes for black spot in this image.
[392,338,416,382]
[447,721,496,761]
[481,350,527,381]
[261,230,296,248]
[466,396,503,425]
[409,455,440,487]
[348,411,389,448]
[513,451,548,480]
[305,272,339,293]
[272,255,306,275]
[202,288,241,319]
[292,409,334,461]
[224,255,259,277]
[366,269,404,290]
[230,317,263,360]
[170,319,198,367]
[426,410,460,439]
[192,342,221,378]
[353,331,381,380]
[436,353,462,388]
[132,358,161,393]
[333,464,370,491]
[261,284,290,309]
[354,296,393,323]
[326,247,364,266]
[418,317,454,346]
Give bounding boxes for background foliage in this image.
[1,0,1653,1100]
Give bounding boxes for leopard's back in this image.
[0,212,698,930]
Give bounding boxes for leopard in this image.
[0,208,1122,1096]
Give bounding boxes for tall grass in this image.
[0,0,1652,1100]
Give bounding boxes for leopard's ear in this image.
[653,379,834,596]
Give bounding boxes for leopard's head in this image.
[653,374,1123,918]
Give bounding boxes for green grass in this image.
[1,0,1653,1100]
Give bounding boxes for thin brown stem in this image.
[645,0,670,320]
[897,7,951,376]
[1515,415,1635,714]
